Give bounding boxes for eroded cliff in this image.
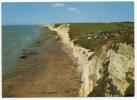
[46,24,134,97]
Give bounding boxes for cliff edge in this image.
[46,23,134,97]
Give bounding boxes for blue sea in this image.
[2,25,42,74]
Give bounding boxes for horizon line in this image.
[2,21,134,26]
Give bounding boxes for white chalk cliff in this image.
[46,24,134,97]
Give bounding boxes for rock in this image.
[22,49,26,51]
[19,55,28,59]
[34,40,43,44]
[20,50,39,59]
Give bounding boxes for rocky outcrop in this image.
[46,24,134,97]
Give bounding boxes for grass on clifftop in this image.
[69,22,134,51]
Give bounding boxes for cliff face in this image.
[47,24,134,97]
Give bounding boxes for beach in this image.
[2,26,81,97]
[2,2,134,97]
[2,23,134,97]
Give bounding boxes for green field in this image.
[69,22,134,96]
[53,22,134,96]
[69,22,134,51]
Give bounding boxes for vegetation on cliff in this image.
[53,22,134,97]
[69,22,134,50]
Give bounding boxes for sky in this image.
[2,2,134,25]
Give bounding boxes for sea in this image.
[2,25,42,74]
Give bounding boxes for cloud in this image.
[52,3,65,7]
[67,7,78,11]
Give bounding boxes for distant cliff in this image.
[47,23,134,97]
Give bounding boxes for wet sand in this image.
[2,27,81,97]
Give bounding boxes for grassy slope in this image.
[69,22,134,96]
[69,22,134,51]
[54,22,134,96]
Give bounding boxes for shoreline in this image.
[46,24,95,96]
[3,23,134,97]
[2,25,41,75]
[3,26,81,97]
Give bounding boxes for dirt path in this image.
[2,27,81,97]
